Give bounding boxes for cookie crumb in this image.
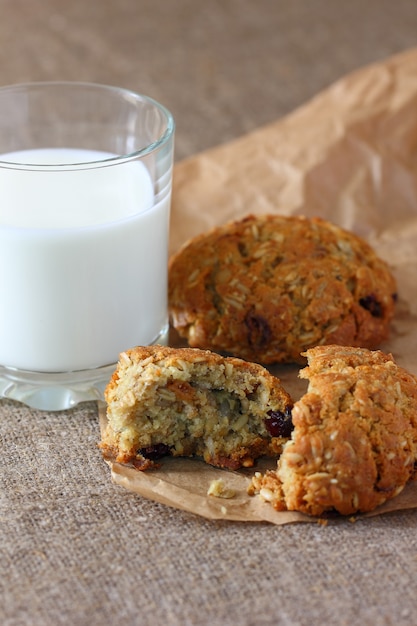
[207,478,236,499]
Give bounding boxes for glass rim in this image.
[0,80,175,170]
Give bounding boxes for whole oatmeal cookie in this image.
[100,345,293,470]
[168,214,397,364]
[249,345,417,516]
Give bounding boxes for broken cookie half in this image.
[249,345,417,516]
[100,345,293,470]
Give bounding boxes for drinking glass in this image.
[0,82,175,410]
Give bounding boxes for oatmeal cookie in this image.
[168,214,397,364]
[100,345,293,470]
[249,345,417,516]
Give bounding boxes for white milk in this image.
[0,148,170,372]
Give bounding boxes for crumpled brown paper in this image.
[103,47,417,524]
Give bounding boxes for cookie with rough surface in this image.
[168,214,397,364]
[249,345,417,516]
[101,345,293,470]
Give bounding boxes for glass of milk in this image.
[0,82,174,410]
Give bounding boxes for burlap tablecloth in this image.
[2,2,417,625]
[3,398,417,625]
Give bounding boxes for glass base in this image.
[0,363,115,411]
[0,325,169,411]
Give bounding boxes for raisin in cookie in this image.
[100,345,293,470]
[168,214,397,364]
[249,345,417,516]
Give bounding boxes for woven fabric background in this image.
[2,1,417,624]
[2,399,417,625]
